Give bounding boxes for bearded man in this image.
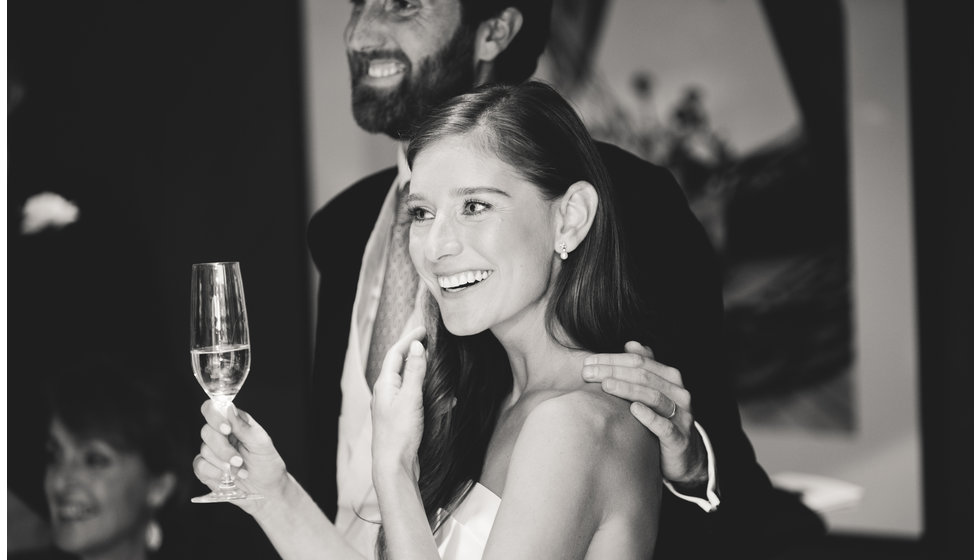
[305,0,825,557]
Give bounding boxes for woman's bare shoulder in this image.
[521,388,658,463]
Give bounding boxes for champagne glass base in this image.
[191,490,263,503]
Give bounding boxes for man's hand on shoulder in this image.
[582,342,709,489]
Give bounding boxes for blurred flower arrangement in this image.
[21,192,80,235]
[559,68,854,431]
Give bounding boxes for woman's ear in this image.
[474,8,524,65]
[554,181,599,256]
[146,472,177,510]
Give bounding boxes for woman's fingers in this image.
[402,340,427,395]
[200,420,238,463]
[201,400,232,433]
[192,453,224,487]
[200,400,273,456]
[199,438,233,474]
[375,325,427,393]
[226,407,276,464]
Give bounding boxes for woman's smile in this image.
[437,270,493,292]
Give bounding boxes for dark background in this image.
[6,0,972,558]
[9,2,312,557]
[785,0,973,557]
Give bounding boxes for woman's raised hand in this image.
[370,325,428,480]
[193,401,289,513]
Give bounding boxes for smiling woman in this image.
[13,356,196,560]
[365,79,660,559]
[188,80,662,560]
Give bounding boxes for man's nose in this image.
[345,3,388,52]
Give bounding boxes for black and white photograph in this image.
[7,1,971,559]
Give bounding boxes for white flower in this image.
[21,191,80,235]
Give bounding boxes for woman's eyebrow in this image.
[453,186,511,198]
[404,186,511,205]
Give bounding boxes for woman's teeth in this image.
[55,503,96,521]
[438,270,491,291]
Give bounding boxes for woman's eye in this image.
[84,450,112,469]
[408,206,433,222]
[463,200,490,215]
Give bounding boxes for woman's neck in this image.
[493,319,589,405]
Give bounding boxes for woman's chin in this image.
[441,317,486,337]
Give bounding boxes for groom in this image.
[306,0,825,557]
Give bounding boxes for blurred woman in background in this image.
[14,356,195,560]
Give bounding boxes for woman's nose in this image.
[46,463,79,493]
[425,218,463,262]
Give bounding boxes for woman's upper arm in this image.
[481,397,606,560]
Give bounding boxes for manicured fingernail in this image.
[582,366,596,380]
[219,423,231,435]
[631,402,646,415]
[410,340,424,356]
[230,455,243,467]
[602,379,617,391]
[229,402,239,417]
[237,469,249,480]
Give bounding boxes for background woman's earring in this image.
[559,242,568,261]
[146,519,163,552]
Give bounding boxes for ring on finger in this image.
[666,399,677,420]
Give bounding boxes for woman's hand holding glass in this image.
[193,401,289,515]
[370,325,428,480]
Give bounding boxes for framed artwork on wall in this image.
[539,0,921,537]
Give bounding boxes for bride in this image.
[195,81,662,559]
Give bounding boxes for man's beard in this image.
[348,26,476,140]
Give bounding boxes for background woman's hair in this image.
[45,352,196,526]
[376,81,648,558]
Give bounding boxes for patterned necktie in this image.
[365,185,419,389]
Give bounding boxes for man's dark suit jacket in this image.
[307,141,825,558]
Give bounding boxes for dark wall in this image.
[9,2,311,557]
[907,0,973,557]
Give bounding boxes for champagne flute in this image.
[189,261,261,502]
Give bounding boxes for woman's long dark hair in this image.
[377,81,649,557]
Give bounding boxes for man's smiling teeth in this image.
[438,270,491,290]
[368,61,405,78]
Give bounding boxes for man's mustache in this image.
[347,49,413,78]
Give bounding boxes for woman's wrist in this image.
[372,455,418,493]
[249,472,301,522]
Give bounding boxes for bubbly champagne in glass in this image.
[189,262,261,502]
[191,343,251,405]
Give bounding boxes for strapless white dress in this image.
[433,482,501,560]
